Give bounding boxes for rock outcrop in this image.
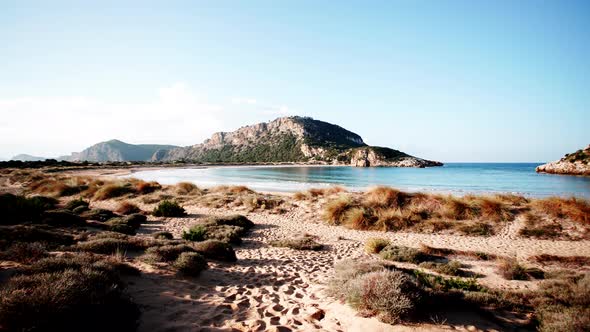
[349,147,442,168]
[536,145,590,176]
[156,116,442,168]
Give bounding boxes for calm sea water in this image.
[129,163,590,198]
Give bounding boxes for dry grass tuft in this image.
[175,182,202,195]
[532,196,590,224]
[115,201,141,215]
[323,195,354,225]
[497,258,544,280]
[530,254,590,268]
[365,238,391,254]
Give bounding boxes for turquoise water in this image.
[130,163,590,198]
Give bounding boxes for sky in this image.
[1,1,589,162]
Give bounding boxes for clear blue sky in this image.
[1,0,588,162]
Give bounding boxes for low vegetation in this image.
[153,200,186,217]
[174,252,207,276]
[0,253,140,332]
[319,186,589,237]
[115,201,141,215]
[379,245,429,264]
[365,238,391,254]
[497,258,544,280]
[182,215,253,244]
[270,234,324,251]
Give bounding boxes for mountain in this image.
[155,116,442,167]
[10,154,47,161]
[61,139,179,162]
[536,145,590,176]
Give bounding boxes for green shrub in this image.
[365,238,391,254]
[182,224,245,244]
[412,269,483,292]
[270,235,323,251]
[193,240,237,262]
[174,252,207,276]
[145,244,195,262]
[380,245,428,264]
[182,225,207,241]
[153,200,186,217]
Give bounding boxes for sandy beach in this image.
[88,187,590,331]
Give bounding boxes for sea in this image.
[128,163,590,198]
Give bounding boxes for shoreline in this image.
[71,166,590,199]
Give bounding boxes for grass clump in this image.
[0,242,48,263]
[365,238,391,254]
[93,184,134,200]
[497,258,544,280]
[175,182,202,195]
[74,238,138,254]
[329,259,418,324]
[323,195,353,225]
[534,274,590,332]
[153,200,186,217]
[153,231,174,240]
[270,234,324,251]
[532,197,590,224]
[418,261,463,276]
[192,240,237,262]
[0,225,74,248]
[531,254,590,268]
[379,245,429,264]
[347,270,418,323]
[115,201,141,215]
[0,193,57,224]
[174,252,207,276]
[0,253,139,332]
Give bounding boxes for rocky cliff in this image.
[156,116,442,168]
[536,145,590,176]
[61,140,179,162]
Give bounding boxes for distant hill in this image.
[536,145,590,176]
[61,140,179,162]
[10,154,47,161]
[156,116,442,167]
